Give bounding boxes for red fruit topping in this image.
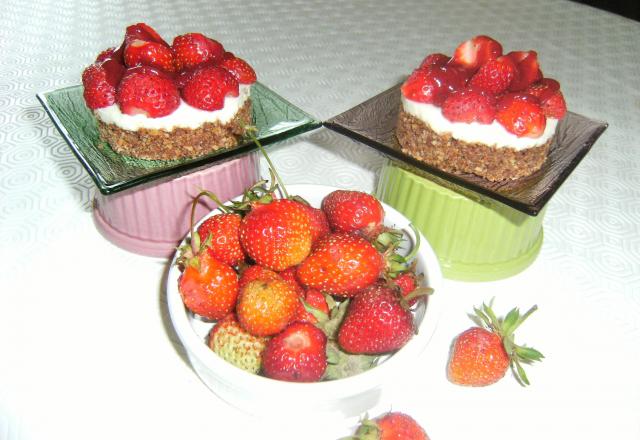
[496,93,546,138]
[124,39,176,73]
[401,64,467,105]
[442,87,496,124]
[116,66,180,118]
[181,65,239,111]
[261,321,328,382]
[419,53,450,68]
[451,35,502,71]
[540,91,567,119]
[218,55,257,84]
[95,47,116,63]
[82,62,123,109]
[321,190,385,240]
[469,55,517,94]
[172,33,224,71]
[125,23,168,46]
[525,78,560,102]
[506,50,543,91]
[197,213,245,266]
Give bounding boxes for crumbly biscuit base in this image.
[396,109,551,181]
[96,100,252,160]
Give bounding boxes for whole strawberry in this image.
[496,92,546,138]
[239,198,313,272]
[197,213,245,266]
[218,55,257,84]
[236,278,299,336]
[238,264,281,289]
[441,86,496,124]
[208,313,268,374]
[261,321,327,382]
[172,32,224,71]
[116,66,180,118]
[296,233,384,297]
[354,412,429,440]
[401,64,467,105]
[321,190,385,240]
[337,282,415,354]
[447,301,543,386]
[469,55,517,94]
[177,251,239,320]
[82,63,119,110]
[181,65,239,111]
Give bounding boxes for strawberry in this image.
[238,264,281,289]
[124,39,176,73]
[321,190,385,240]
[390,269,425,307]
[337,283,415,354]
[172,32,224,71]
[447,301,543,386]
[496,92,546,137]
[540,90,567,119]
[441,86,496,124]
[295,288,330,324]
[469,55,517,94]
[451,35,502,71]
[506,50,543,91]
[218,55,257,84]
[239,198,312,271]
[525,78,560,102]
[124,22,169,46]
[354,412,429,440]
[95,47,116,63]
[419,52,450,68]
[197,213,245,266]
[116,66,180,117]
[208,313,268,374]
[236,278,299,336]
[177,251,239,320]
[82,63,119,109]
[261,321,327,382]
[296,233,384,297]
[181,65,239,111]
[299,203,331,245]
[401,64,467,105]
[278,266,305,298]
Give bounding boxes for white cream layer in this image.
[95,84,251,131]
[401,95,557,150]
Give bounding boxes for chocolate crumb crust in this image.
[96,100,252,160]
[396,109,551,182]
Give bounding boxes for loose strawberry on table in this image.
[353,411,430,440]
[447,300,543,387]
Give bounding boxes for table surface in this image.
[1,1,639,439]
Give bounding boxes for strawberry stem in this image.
[188,189,227,255]
[247,130,289,199]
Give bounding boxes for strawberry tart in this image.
[397,35,567,181]
[81,23,257,160]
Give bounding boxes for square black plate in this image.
[37,83,321,195]
[325,83,608,216]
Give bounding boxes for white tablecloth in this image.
[1,1,639,439]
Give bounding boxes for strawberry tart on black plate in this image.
[396,35,567,181]
[81,23,257,160]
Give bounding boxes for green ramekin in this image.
[376,161,545,282]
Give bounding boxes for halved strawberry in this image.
[401,64,467,105]
[506,50,543,91]
[82,63,119,109]
[469,55,517,95]
[95,47,116,63]
[540,91,567,119]
[441,86,496,124]
[181,65,239,111]
[496,92,546,138]
[419,53,450,69]
[450,35,502,72]
[124,39,176,73]
[218,55,257,84]
[116,66,180,117]
[525,78,560,102]
[172,33,224,71]
[124,23,169,46]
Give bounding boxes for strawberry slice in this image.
[124,22,169,46]
[218,55,257,84]
[496,92,546,138]
[469,55,517,95]
[172,33,224,71]
[181,65,239,111]
[419,53,450,68]
[116,66,180,118]
[401,65,467,105]
[506,50,543,91]
[124,39,176,73]
[441,87,496,124]
[451,35,502,72]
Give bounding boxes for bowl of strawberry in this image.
[166,180,442,419]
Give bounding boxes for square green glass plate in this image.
[37,83,320,195]
[325,83,608,216]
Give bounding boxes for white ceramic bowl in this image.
[166,184,443,420]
